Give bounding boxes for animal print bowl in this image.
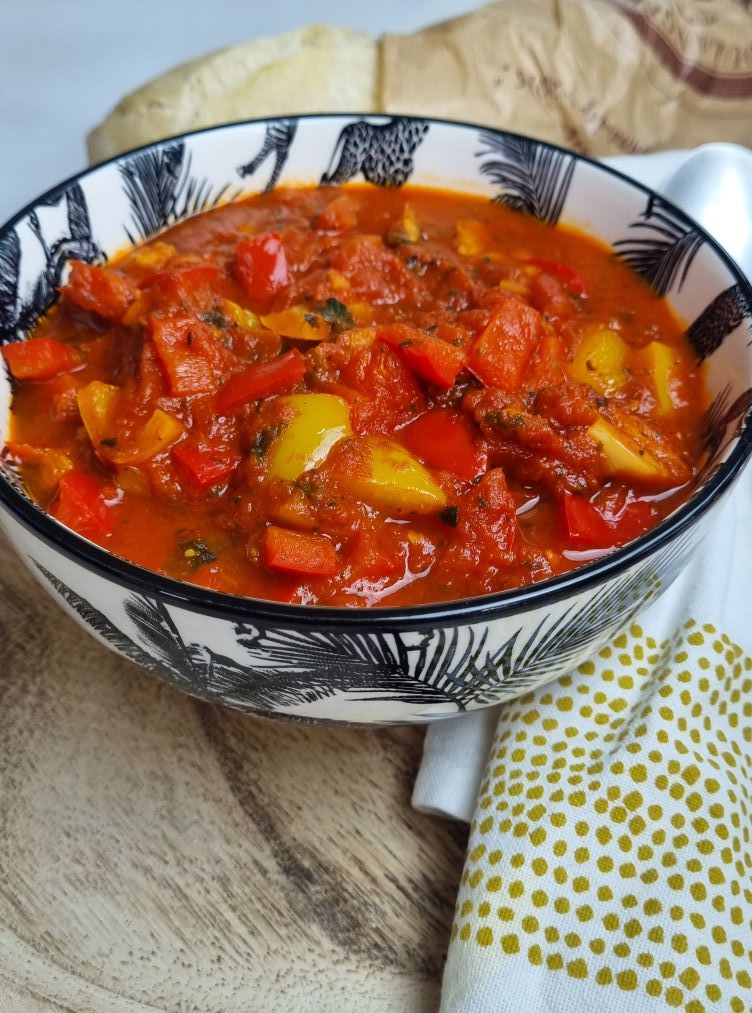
[1,116,751,724]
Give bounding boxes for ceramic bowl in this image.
[1,115,751,724]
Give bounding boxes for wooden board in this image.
[0,531,467,1011]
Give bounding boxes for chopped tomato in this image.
[402,408,487,481]
[468,298,545,392]
[528,259,587,296]
[450,468,519,568]
[217,349,305,414]
[262,526,339,577]
[148,315,217,396]
[140,263,221,310]
[343,342,424,435]
[235,234,290,303]
[377,324,466,388]
[596,487,657,544]
[51,470,114,539]
[2,337,80,381]
[64,261,136,321]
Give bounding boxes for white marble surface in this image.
[0,0,477,223]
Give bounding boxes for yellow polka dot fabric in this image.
[442,620,752,1013]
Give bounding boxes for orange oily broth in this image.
[7,185,705,606]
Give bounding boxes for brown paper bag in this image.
[381,0,752,156]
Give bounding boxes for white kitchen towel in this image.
[412,151,752,1012]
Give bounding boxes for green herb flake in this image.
[201,309,230,329]
[180,539,217,568]
[99,437,118,448]
[250,424,283,460]
[314,297,354,332]
[438,505,460,527]
[303,313,320,328]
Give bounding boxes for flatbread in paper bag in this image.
[89,1,752,164]
[87,24,378,163]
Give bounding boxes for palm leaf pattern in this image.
[123,594,203,690]
[476,132,575,224]
[32,562,162,672]
[228,625,457,710]
[119,142,234,244]
[30,528,694,717]
[0,230,21,342]
[0,187,104,343]
[695,383,752,487]
[685,283,752,361]
[613,194,704,297]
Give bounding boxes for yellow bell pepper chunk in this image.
[327,269,350,292]
[387,203,421,245]
[223,300,262,332]
[499,278,529,295]
[268,394,352,481]
[78,381,182,464]
[342,436,447,515]
[349,301,374,325]
[340,327,377,352]
[126,240,176,270]
[260,305,331,342]
[108,409,183,465]
[638,341,678,415]
[115,466,151,497]
[6,443,73,493]
[455,220,488,257]
[569,328,629,395]
[588,417,668,482]
[77,381,120,446]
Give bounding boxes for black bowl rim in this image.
[1,112,751,632]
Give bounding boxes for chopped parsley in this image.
[438,505,460,527]
[314,297,354,332]
[201,309,230,329]
[180,539,217,568]
[250,424,284,459]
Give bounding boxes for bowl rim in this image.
[1,112,751,631]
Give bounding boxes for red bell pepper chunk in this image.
[468,297,545,392]
[561,492,616,549]
[2,337,80,381]
[527,259,587,297]
[561,490,656,549]
[217,349,305,414]
[172,441,241,491]
[64,261,136,321]
[262,526,339,577]
[402,408,487,481]
[378,324,465,389]
[235,234,290,303]
[51,470,113,539]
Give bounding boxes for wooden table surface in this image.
[0,533,468,1012]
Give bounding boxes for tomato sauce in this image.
[2,185,705,607]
